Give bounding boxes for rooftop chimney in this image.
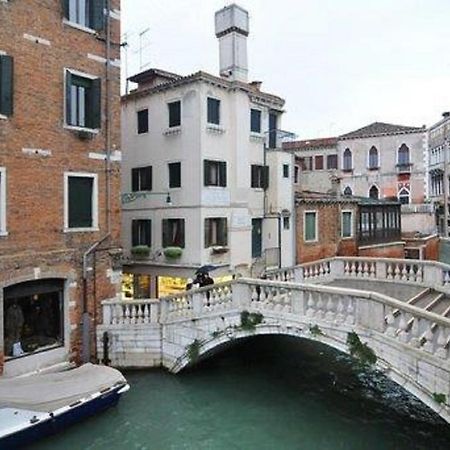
[215,4,249,82]
[443,112,450,118]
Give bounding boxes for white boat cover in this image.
[0,364,126,412]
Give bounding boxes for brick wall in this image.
[358,243,405,259]
[0,1,121,375]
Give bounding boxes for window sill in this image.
[304,239,318,244]
[204,185,227,189]
[342,169,353,173]
[367,167,379,171]
[0,114,8,120]
[0,230,8,237]
[163,126,182,136]
[64,124,100,134]
[206,124,225,134]
[64,227,99,233]
[341,236,353,240]
[250,132,264,142]
[62,19,96,35]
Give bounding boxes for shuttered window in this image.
[0,167,6,233]
[251,165,269,189]
[0,55,13,117]
[204,218,227,247]
[65,71,101,129]
[132,219,152,247]
[283,164,290,178]
[132,166,152,191]
[169,162,181,188]
[304,211,317,242]
[207,98,220,125]
[137,109,148,134]
[63,0,105,31]
[168,101,181,127]
[315,155,324,170]
[250,109,261,133]
[204,160,227,187]
[162,219,185,248]
[68,176,94,228]
[327,154,338,169]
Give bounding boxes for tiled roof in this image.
[283,137,337,151]
[128,68,182,84]
[339,122,425,140]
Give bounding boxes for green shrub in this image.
[347,331,377,366]
[131,245,150,258]
[240,310,264,331]
[164,247,183,259]
[433,393,447,405]
[309,324,324,337]
[187,339,201,364]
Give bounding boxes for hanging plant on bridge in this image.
[186,339,201,364]
[239,310,264,331]
[346,331,377,366]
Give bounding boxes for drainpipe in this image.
[444,138,449,237]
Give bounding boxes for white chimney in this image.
[215,4,249,82]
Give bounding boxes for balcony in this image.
[396,163,412,174]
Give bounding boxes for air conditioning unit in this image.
[77,130,95,140]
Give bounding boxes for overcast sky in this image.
[122,0,450,139]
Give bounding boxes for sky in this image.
[122,0,450,139]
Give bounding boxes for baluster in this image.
[409,317,421,347]
[346,297,355,324]
[143,304,150,324]
[325,295,334,321]
[386,264,393,280]
[385,310,396,336]
[306,292,315,317]
[344,261,350,275]
[435,328,448,359]
[351,261,356,276]
[416,265,423,283]
[422,325,435,353]
[398,312,409,342]
[316,293,324,319]
[401,265,408,281]
[369,262,376,278]
[394,264,401,280]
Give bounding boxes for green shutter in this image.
[132,220,139,246]
[220,219,228,245]
[305,213,316,241]
[131,169,139,191]
[65,70,72,125]
[262,166,269,189]
[219,162,227,187]
[179,220,185,248]
[162,220,169,247]
[204,219,211,248]
[0,55,14,117]
[68,177,93,228]
[90,0,105,31]
[204,161,210,186]
[88,78,101,129]
[62,0,70,19]
[250,165,256,188]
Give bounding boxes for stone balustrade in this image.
[101,298,160,325]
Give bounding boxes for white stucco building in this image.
[121,4,294,297]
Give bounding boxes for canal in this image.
[30,336,449,450]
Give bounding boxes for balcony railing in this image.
[396,163,412,174]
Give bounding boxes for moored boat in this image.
[0,363,129,449]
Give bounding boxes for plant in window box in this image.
[211,246,229,255]
[164,246,183,259]
[131,245,151,259]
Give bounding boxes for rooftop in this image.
[339,122,425,140]
[282,137,338,151]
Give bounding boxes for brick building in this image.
[0,0,121,377]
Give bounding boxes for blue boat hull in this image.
[0,384,128,450]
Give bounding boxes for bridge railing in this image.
[264,257,450,293]
[101,298,160,325]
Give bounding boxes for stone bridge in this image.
[97,257,450,423]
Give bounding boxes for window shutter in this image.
[68,177,93,228]
[62,0,70,19]
[131,220,139,246]
[147,166,153,191]
[90,0,105,31]
[179,220,185,248]
[0,55,13,117]
[251,165,256,188]
[131,169,139,191]
[219,162,227,187]
[220,219,228,245]
[262,166,269,189]
[204,161,210,186]
[65,71,73,125]
[204,219,211,248]
[162,220,169,247]
[88,78,101,129]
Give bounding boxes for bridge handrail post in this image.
[330,258,344,278]
[232,282,250,309]
[291,289,304,315]
[150,302,159,323]
[192,292,203,315]
[293,266,304,283]
[102,301,113,325]
[377,261,387,280]
[159,299,169,322]
[423,264,440,289]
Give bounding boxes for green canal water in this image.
[30,336,449,450]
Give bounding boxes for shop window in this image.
[122,273,151,299]
[205,217,227,247]
[162,218,185,248]
[4,279,64,358]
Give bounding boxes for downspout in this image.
[81,3,113,364]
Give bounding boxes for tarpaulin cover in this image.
[0,364,126,412]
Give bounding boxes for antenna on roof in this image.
[138,28,151,71]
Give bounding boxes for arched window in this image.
[343,186,353,196]
[398,187,410,205]
[398,144,410,166]
[343,148,352,171]
[369,185,379,199]
[368,146,379,169]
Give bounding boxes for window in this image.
[65,173,98,230]
[283,164,289,178]
[4,279,64,358]
[169,162,181,188]
[294,165,300,184]
[137,109,148,134]
[132,166,152,192]
[283,217,290,230]
[63,0,105,30]
[251,165,269,189]
[369,185,379,200]
[207,97,220,125]
[204,218,228,247]
[252,218,263,258]
[298,157,313,171]
[398,144,410,166]
[304,211,317,242]
[0,54,13,117]
[368,146,379,169]
[250,109,261,133]
[341,211,353,238]
[65,70,101,129]
[343,186,353,196]
[204,160,227,187]
[327,154,338,169]
[162,219,185,248]
[132,219,152,247]
[398,188,410,205]
[343,148,352,171]
[168,100,181,127]
[315,155,324,170]
[0,167,6,235]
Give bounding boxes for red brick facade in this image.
[0,1,121,376]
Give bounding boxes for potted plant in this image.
[130,245,150,259]
[164,246,183,259]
